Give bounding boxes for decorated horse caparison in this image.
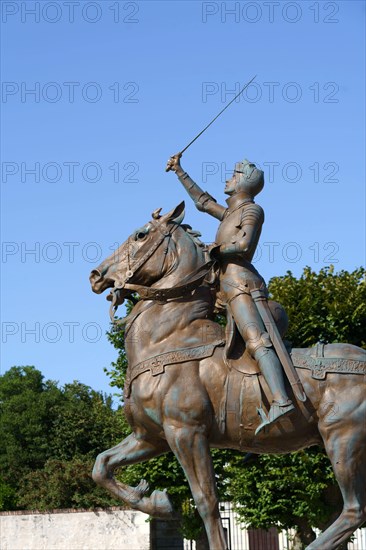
[90,195,366,550]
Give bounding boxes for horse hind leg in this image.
[92,433,174,518]
[307,398,366,549]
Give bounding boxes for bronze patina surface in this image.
[90,161,366,550]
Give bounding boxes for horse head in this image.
[90,202,207,312]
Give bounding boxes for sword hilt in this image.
[165,151,183,172]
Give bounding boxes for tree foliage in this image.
[17,458,119,511]
[0,366,124,511]
[0,367,61,488]
[269,266,365,349]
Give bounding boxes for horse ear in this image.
[160,201,185,226]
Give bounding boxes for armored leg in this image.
[227,291,294,433]
[253,346,295,434]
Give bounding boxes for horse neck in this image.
[124,230,213,362]
[152,226,205,289]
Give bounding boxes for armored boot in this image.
[254,347,295,435]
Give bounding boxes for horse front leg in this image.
[163,423,227,549]
[92,433,174,518]
[162,364,228,550]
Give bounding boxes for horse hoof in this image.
[136,479,150,496]
[149,489,176,519]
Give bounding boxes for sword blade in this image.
[252,293,307,402]
[179,75,257,155]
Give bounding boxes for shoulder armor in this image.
[240,203,264,226]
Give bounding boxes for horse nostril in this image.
[90,269,101,281]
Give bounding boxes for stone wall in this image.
[3,508,365,550]
[0,508,150,550]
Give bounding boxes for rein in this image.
[123,260,213,301]
[109,260,213,323]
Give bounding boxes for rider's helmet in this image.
[234,159,264,197]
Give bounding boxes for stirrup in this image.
[255,400,295,436]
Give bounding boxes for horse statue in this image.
[89,202,366,550]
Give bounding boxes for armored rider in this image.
[166,154,294,434]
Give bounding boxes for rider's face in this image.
[224,172,240,195]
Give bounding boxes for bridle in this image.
[108,219,213,322]
[116,219,177,288]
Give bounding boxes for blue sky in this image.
[1,0,365,399]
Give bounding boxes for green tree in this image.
[17,457,120,511]
[269,266,365,349]
[0,367,125,511]
[0,366,62,492]
[0,476,17,511]
[50,381,124,460]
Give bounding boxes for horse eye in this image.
[136,231,146,240]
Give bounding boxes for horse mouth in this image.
[89,269,114,294]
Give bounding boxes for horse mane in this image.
[180,223,206,249]
[152,209,206,250]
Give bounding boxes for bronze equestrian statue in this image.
[89,160,366,550]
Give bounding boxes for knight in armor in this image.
[166,154,295,434]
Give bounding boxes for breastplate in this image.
[215,210,242,246]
